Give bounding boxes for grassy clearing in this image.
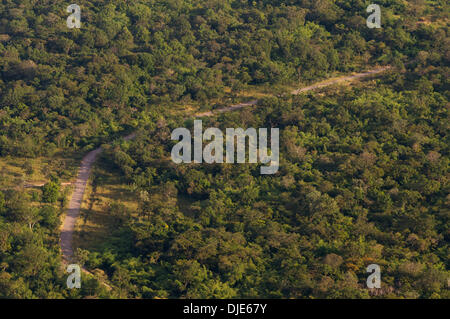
[166,84,292,117]
[0,155,79,189]
[73,156,138,254]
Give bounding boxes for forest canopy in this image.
[0,0,448,299]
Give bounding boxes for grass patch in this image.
[0,155,78,189]
[73,156,138,254]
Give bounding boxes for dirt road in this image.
[291,65,391,95]
[60,66,390,262]
[196,66,391,117]
[60,133,136,262]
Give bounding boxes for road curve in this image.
[60,133,136,262]
[60,66,390,262]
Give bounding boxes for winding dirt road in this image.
[196,66,391,117]
[60,66,390,262]
[60,133,135,263]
